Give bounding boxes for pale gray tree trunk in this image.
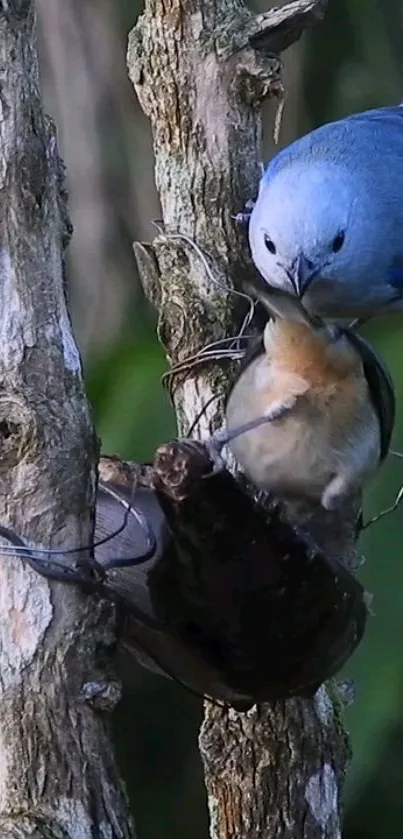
[128,0,361,836]
[0,3,134,836]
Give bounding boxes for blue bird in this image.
[248,105,403,318]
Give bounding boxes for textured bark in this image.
[0,4,134,837]
[128,0,361,836]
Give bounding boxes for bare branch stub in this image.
[0,4,134,837]
[127,0,365,835]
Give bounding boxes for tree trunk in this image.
[128,0,362,836]
[0,4,134,837]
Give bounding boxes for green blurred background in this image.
[37,0,403,835]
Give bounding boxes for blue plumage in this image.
[249,105,403,317]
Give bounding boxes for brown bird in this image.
[224,290,394,509]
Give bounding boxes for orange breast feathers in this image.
[258,319,368,415]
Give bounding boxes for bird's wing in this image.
[339,328,396,461]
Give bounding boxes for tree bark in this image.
[0,3,134,837]
[128,0,364,836]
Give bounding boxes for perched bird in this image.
[248,105,403,318]
[223,292,395,510]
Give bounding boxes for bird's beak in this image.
[291,253,316,298]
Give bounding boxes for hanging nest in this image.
[94,440,368,710]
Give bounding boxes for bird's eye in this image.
[332,231,345,253]
[263,234,276,255]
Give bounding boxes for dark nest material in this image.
[95,439,368,710]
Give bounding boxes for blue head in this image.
[248,159,401,317]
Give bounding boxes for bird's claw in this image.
[204,431,228,476]
[232,199,255,226]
